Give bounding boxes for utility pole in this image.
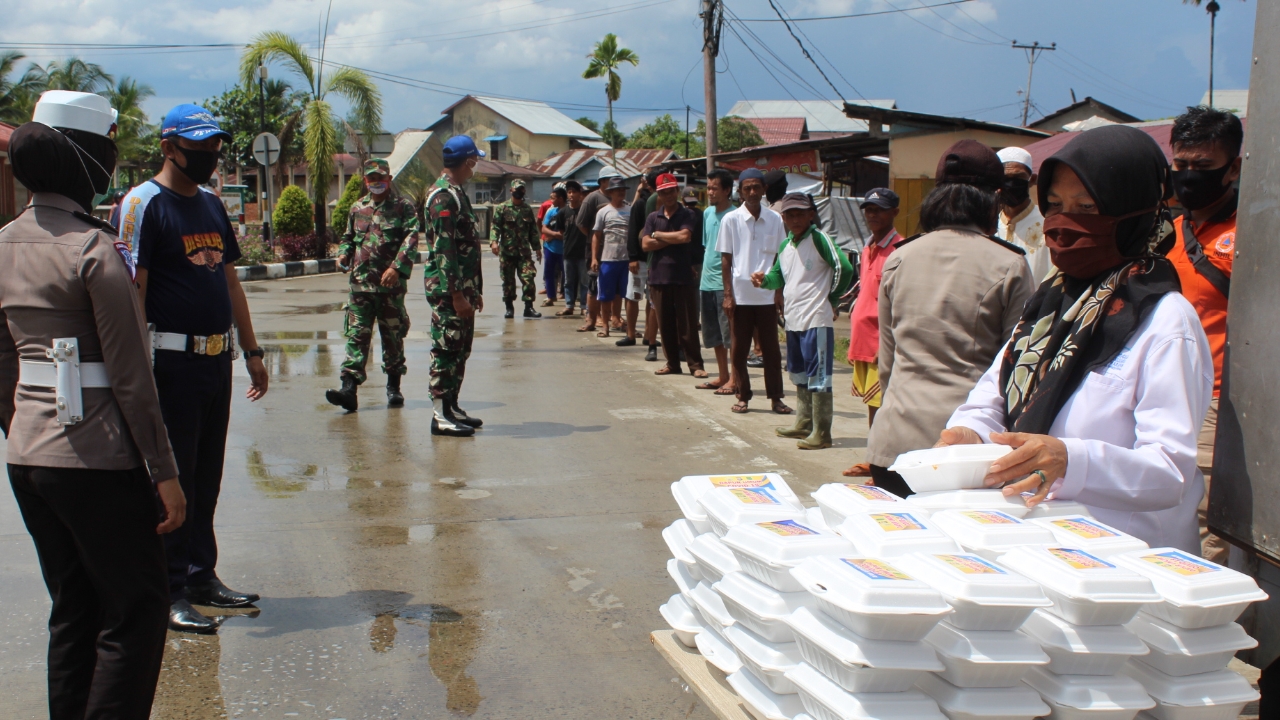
[1207,0,1220,107]
[1011,40,1055,127]
[702,0,723,174]
[258,64,273,245]
[685,105,691,158]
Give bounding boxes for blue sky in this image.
[1,0,1257,135]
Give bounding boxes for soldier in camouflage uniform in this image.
[422,136,488,436]
[325,158,420,413]
[489,179,542,319]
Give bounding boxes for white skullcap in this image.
[996,146,1034,171]
[33,91,118,137]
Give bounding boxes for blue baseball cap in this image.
[161,103,230,142]
[442,135,486,167]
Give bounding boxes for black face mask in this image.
[172,145,221,185]
[512,189,525,201]
[1001,177,1031,207]
[1172,164,1233,211]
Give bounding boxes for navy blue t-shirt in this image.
[119,181,241,336]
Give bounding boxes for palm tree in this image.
[240,31,382,238]
[105,76,156,175]
[0,51,41,125]
[27,58,113,93]
[582,33,638,166]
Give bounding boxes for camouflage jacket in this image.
[339,192,420,293]
[490,200,540,259]
[422,175,483,300]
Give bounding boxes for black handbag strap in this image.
[1182,216,1231,299]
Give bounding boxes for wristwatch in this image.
[245,348,265,361]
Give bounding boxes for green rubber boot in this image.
[798,391,833,450]
[776,385,813,438]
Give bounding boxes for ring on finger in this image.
[1031,469,1049,490]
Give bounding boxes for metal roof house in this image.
[1028,96,1141,134]
[524,148,678,199]
[426,95,604,167]
[727,99,896,139]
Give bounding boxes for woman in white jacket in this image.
[941,125,1213,552]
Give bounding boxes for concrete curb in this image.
[235,258,338,282]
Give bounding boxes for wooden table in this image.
[651,629,755,720]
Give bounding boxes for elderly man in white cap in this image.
[996,146,1050,280]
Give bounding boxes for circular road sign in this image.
[253,132,281,167]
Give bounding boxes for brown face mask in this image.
[1043,207,1155,279]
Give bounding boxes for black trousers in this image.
[153,350,232,602]
[650,283,705,373]
[870,464,914,498]
[8,464,169,720]
[731,304,784,402]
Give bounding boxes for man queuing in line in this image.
[1165,105,1243,564]
[620,173,654,347]
[325,158,419,413]
[697,169,738,395]
[642,173,706,377]
[757,193,854,450]
[423,136,488,437]
[575,166,621,333]
[591,177,632,338]
[541,183,567,308]
[121,103,269,633]
[490,179,542,319]
[996,146,1050,280]
[718,169,792,415]
[558,181,589,316]
[842,188,901,477]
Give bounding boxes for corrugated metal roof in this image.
[526,148,678,179]
[1200,89,1249,118]
[474,159,548,178]
[575,139,613,150]
[728,99,895,134]
[446,96,602,139]
[386,131,434,178]
[743,117,807,145]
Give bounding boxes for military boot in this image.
[523,302,542,318]
[776,386,812,438]
[431,398,475,437]
[798,391,834,450]
[386,374,404,408]
[325,374,359,413]
[449,393,483,428]
[504,301,515,319]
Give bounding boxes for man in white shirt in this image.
[996,147,1051,281]
[716,169,791,415]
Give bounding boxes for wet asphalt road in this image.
[0,255,870,719]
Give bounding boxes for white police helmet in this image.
[32,90,118,137]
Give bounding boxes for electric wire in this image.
[736,0,973,23]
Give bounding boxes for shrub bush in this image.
[274,184,313,238]
[276,232,331,262]
[331,175,364,235]
[235,234,275,266]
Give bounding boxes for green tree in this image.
[105,76,156,177]
[26,58,113,93]
[582,33,638,166]
[0,52,41,125]
[574,116,600,133]
[711,116,765,153]
[331,174,364,235]
[394,156,437,228]
[203,81,308,201]
[241,32,383,238]
[274,184,313,237]
[600,120,627,149]
[625,114,695,154]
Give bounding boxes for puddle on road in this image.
[279,302,346,315]
[257,330,331,341]
[246,447,325,497]
[369,613,397,653]
[152,632,229,719]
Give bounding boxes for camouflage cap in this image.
[510,179,528,191]
[364,158,390,176]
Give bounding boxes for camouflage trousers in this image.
[428,294,475,400]
[340,291,410,383]
[499,252,537,304]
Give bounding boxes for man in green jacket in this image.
[752,193,853,449]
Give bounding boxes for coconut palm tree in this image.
[582,33,638,167]
[105,76,156,173]
[240,31,382,239]
[0,52,42,124]
[26,58,113,93]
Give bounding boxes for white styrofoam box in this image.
[715,571,815,643]
[1111,548,1269,630]
[668,558,698,604]
[812,483,915,527]
[786,607,943,693]
[688,533,742,584]
[1019,608,1148,675]
[924,621,1050,688]
[695,623,744,674]
[1028,515,1150,558]
[1023,666,1155,720]
[672,482,712,534]
[894,553,1051,631]
[915,672,1051,720]
[674,473,801,534]
[690,581,736,639]
[722,521,857,592]
[660,593,702,648]
[805,507,834,534]
[700,487,809,537]
[788,556,952,641]
[663,519,702,581]
[724,624,803,695]
[1120,660,1259,720]
[887,444,1015,493]
[1124,612,1257,677]
[728,668,807,720]
[785,663,946,720]
[998,546,1161,626]
[930,509,1056,561]
[837,511,961,557]
[1020,499,1093,520]
[907,490,1033,520]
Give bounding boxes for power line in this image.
[763,0,849,102]
[721,6,838,102]
[774,1,869,101]
[877,0,1001,46]
[736,0,973,23]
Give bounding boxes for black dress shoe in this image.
[170,600,219,634]
[615,337,636,347]
[187,578,260,608]
[644,345,658,362]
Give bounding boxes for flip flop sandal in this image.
[597,331,610,338]
[772,403,795,415]
[541,300,555,307]
[731,401,749,413]
[692,370,709,379]
[654,366,681,376]
[576,325,596,332]
[695,381,720,390]
[714,386,737,396]
[556,309,575,316]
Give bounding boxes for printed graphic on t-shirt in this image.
[1214,232,1234,258]
[183,232,225,270]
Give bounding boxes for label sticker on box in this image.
[730,488,781,505]
[871,513,926,532]
[1048,547,1115,570]
[758,519,819,536]
[1141,550,1221,575]
[843,558,913,581]
[710,475,775,489]
[1050,517,1120,539]
[960,510,1020,525]
[936,554,1007,575]
[844,484,899,502]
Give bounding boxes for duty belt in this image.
[152,330,234,357]
[17,338,109,426]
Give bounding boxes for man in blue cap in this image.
[119,103,269,633]
[421,135,487,436]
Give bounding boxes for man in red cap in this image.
[641,173,705,376]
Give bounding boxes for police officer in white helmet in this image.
[0,90,185,719]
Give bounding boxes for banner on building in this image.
[721,150,821,175]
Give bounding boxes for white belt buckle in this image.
[46,337,84,426]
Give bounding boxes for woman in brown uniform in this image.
[0,91,186,720]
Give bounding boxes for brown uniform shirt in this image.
[0,193,178,481]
